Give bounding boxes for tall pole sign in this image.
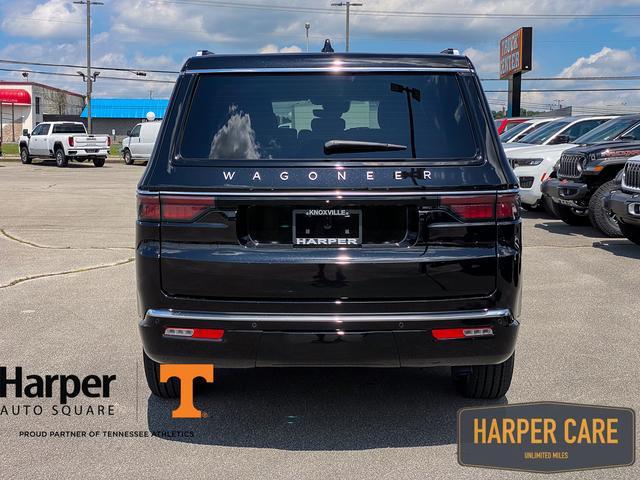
[499,27,532,117]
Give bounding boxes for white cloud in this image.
[463,47,499,76]
[559,47,640,78]
[2,0,84,39]
[258,44,302,54]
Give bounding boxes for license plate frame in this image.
[292,208,362,247]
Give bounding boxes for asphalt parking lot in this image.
[1,160,639,479]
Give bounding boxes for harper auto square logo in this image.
[0,366,117,417]
[159,364,214,419]
[220,168,432,183]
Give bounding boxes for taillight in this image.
[441,195,495,220]
[68,136,74,147]
[160,195,215,221]
[497,193,520,220]
[137,194,215,222]
[107,136,111,147]
[137,194,160,221]
[440,194,520,221]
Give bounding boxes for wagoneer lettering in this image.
[136,51,522,400]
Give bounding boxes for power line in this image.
[0,58,179,75]
[0,67,175,83]
[155,0,640,20]
[4,59,640,84]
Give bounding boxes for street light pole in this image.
[73,0,103,133]
[331,2,362,52]
[305,22,311,52]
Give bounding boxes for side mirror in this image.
[126,130,132,137]
[550,134,570,145]
[22,129,29,137]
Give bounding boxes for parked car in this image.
[494,117,529,134]
[137,50,522,400]
[500,117,559,144]
[121,120,162,165]
[19,121,110,167]
[605,156,640,245]
[503,116,615,151]
[542,139,640,236]
[510,114,640,212]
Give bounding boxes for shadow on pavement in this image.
[592,239,640,259]
[533,220,604,238]
[30,160,99,168]
[147,367,507,450]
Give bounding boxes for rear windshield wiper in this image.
[324,140,407,155]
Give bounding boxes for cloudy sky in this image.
[2,0,640,113]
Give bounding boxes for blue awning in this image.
[80,98,168,119]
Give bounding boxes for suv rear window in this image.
[52,123,86,134]
[179,74,478,161]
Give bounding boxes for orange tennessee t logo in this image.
[159,364,214,418]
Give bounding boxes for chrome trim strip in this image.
[184,67,471,74]
[138,188,518,197]
[145,308,512,323]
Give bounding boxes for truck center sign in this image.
[499,27,532,79]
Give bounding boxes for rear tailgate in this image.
[154,183,516,302]
[73,135,109,150]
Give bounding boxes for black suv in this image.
[137,51,522,399]
[606,157,640,245]
[542,133,640,236]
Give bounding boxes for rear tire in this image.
[143,350,180,398]
[55,148,68,168]
[619,221,640,246]
[93,157,105,168]
[588,180,622,237]
[453,353,515,399]
[123,149,134,165]
[554,203,591,226]
[20,147,32,164]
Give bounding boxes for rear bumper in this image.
[140,308,519,368]
[605,189,640,227]
[541,178,589,205]
[67,149,108,157]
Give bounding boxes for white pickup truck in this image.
[19,121,110,167]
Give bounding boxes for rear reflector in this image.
[136,194,215,222]
[432,327,493,340]
[165,327,224,340]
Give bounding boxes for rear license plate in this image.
[293,208,362,246]
[85,149,98,153]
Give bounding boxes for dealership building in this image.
[0,81,85,142]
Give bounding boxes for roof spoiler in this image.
[440,48,460,55]
[195,50,214,56]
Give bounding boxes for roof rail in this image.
[196,50,214,56]
[440,48,460,55]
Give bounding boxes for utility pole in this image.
[331,2,362,52]
[73,0,103,133]
[305,22,311,52]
